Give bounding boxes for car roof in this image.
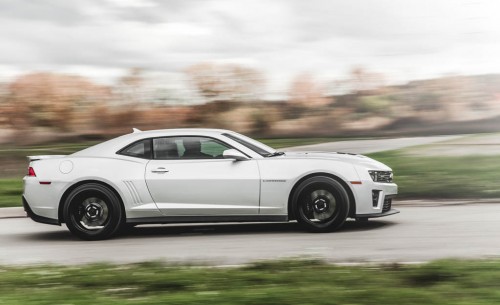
[131,128,230,136]
[72,128,233,157]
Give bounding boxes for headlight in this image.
[368,170,393,183]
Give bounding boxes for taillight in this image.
[28,167,36,177]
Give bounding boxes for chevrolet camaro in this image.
[23,128,398,240]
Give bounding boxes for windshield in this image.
[222,132,276,157]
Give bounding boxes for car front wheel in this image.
[292,176,350,232]
[63,183,124,240]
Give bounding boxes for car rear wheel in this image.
[63,183,123,240]
[292,176,350,232]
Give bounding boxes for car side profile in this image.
[23,128,398,240]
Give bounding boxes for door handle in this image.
[151,167,169,173]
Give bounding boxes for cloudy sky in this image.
[1,0,500,96]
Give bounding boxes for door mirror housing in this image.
[223,149,249,161]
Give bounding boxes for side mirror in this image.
[223,149,249,161]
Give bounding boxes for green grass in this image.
[0,141,98,158]
[367,151,500,198]
[0,142,99,178]
[0,179,22,208]
[2,259,500,304]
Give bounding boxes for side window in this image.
[153,138,180,159]
[119,139,152,159]
[200,138,231,158]
[153,137,232,160]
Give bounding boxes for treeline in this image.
[1,64,500,144]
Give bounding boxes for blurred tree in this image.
[185,63,265,103]
[334,67,386,95]
[6,73,110,132]
[401,77,461,121]
[358,95,392,115]
[0,82,11,127]
[115,67,145,107]
[288,73,329,107]
[120,67,143,88]
[350,67,386,94]
[412,92,443,112]
[251,109,273,135]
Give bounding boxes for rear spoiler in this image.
[27,155,66,162]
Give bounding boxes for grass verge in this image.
[1,259,500,304]
[367,151,500,198]
[0,179,22,208]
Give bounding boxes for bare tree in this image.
[115,67,145,107]
[6,72,110,132]
[333,67,386,95]
[288,73,329,107]
[185,63,265,103]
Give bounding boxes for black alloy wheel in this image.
[63,183,123,240]
[293,176,350,232]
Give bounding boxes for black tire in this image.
[63,183,124,240]
[292,176,350,233]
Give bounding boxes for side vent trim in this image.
[123,181,142,205]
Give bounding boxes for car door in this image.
[145,136,260,216]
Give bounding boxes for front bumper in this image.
[350,178,398,217]
[355,209,400,218]
[23,196,60,226]
[354,194,399,218]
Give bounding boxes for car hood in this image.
[279,151,392,171]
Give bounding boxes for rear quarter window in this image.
[118,139,152,159]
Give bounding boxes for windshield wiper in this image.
[265,151,285,157]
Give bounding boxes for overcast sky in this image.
[1,0,500,96]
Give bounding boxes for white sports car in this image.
[23,128,398,240]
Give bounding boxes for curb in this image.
[0,207,26,219]
[393,199,500,206]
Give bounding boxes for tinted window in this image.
[153,137,232,160]
[119,139,152,159]
[200,138,232,157]
[153,137,180,159]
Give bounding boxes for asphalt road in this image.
[283,135,462,154]
[2,202,500,265]
[0,134,487,265]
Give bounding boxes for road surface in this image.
[283,135,462,154]
[1,202,500,265]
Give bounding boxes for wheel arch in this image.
[287,172,356,220]
[58,180,125,223]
